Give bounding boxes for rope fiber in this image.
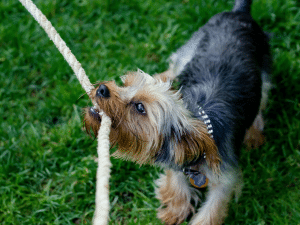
[18,1,112,224]
[18,0,94,96]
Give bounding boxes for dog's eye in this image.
[135,103,146,114]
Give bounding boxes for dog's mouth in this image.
[89,106,102,123]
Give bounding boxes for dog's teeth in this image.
[90,107,96,113]
[91,106,102,116]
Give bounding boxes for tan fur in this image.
[83,107,101,137]
[127,69,176,83]
[122,72,138,87]
[154,69,176,82]
[174,119,220,172]
[84,70,220,168]
[244,120,265,149]
[155,170,200,225]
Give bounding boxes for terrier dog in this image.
[84,0,272,224]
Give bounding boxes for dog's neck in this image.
[181,104,214,168]
[181,104,214,188]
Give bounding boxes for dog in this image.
[84,0,272,224]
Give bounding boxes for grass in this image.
[0,0,299,224]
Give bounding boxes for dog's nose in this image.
[96,84,110,98]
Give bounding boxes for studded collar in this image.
[196,105,214,138]
[183,105,214,188]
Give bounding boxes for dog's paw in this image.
[156,181,196,225]
[189,208,225,225]
[190,214,220,225]
[157,202,194,225]
[244,112,265,149]
[244,125,265,149]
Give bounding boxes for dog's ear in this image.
[157,120,220,172]
[153,69,175,83]
[174,121,220,172]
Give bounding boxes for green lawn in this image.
[0,0,299,224]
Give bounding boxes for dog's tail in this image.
[232,0,252,14]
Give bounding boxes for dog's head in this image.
[84,70,219,169]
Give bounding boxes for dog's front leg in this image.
[155,169,200,225]
[190,168,243,225]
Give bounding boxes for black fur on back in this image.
[178,12,271,167]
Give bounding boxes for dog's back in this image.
[173,0,271,161]
[171,0,269,78]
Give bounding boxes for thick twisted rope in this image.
[18,1,111,224]
[18,0,94,97]
[93,112,112,225]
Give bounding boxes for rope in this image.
[18,1,112,224]
[18,0,94,97]
[93,112,112,225]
